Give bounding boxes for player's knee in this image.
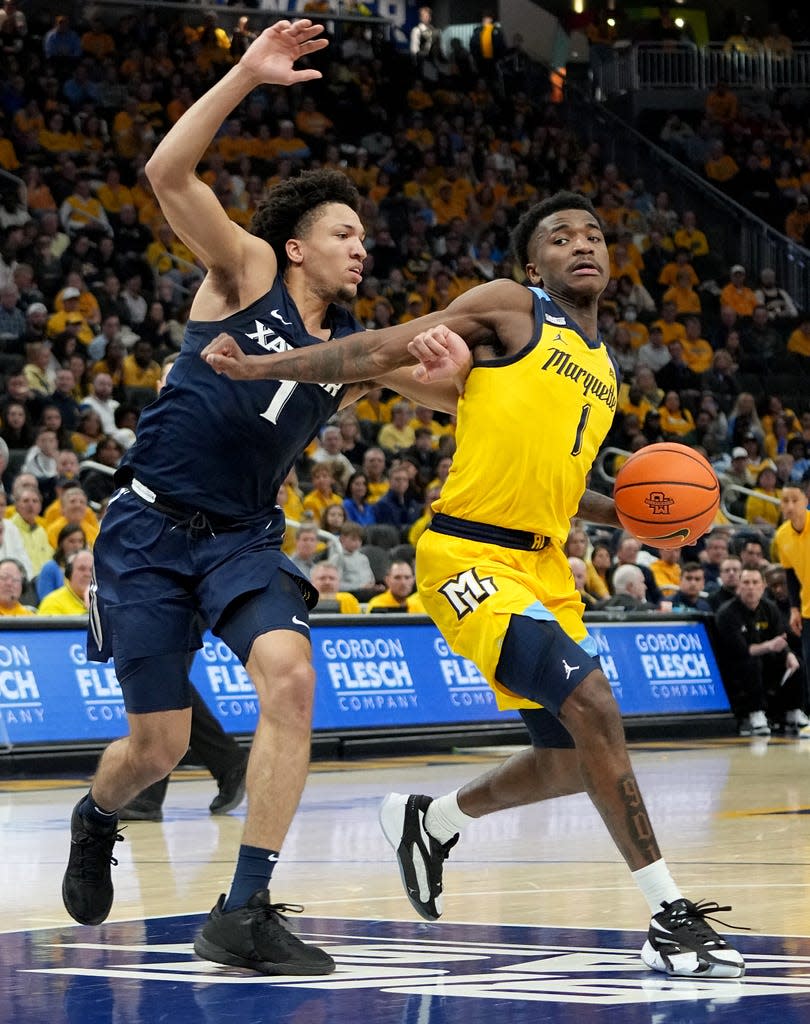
[128,729,189,779]
[254,661,316,728]
[559,669,624,742]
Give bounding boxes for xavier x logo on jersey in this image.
[246,319,292,353]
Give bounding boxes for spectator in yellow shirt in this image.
[366,560,425,613]
[673,210,710,259]
[310,562,361,614]
[787,316,810,359]
[745,466,781,528]
[682,316,714,373]
[663,269,702,315]
[0,558,36,616]
[46,483,99,549]
[705,140,739,185]
[302,464,343,521]
[720,265,758,317]
[785,195,810,244]
[122,339,161,393]
[649,547,681,599]
[38,549,93,615]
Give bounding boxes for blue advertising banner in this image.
[0,618,729,748]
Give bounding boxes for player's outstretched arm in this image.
[145,20,327,274]
[202,278,531,382]
[576,489,621,528]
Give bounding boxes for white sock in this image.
[424,790,476,843]
[632,859,683,913]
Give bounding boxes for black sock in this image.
[78,791,118,828]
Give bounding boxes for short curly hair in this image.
[510,191,602,268]
[251,169,361,271]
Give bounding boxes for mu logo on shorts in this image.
[439,568,498,620]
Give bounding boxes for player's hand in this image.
[786,651,800,674]
[769,634,788,653]
[408,324,472,384]
[789,607,802,637]
[202,334,255,379]
[238,20,327,87]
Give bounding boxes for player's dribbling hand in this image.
[202,334,254,379]
[238,20,328,87]
[408,324,472,385]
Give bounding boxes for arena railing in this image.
[594,42,810,95]
[568,95,810,314]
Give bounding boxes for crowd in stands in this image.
[0,0,809,711]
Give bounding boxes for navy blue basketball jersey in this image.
[123,278,360,523]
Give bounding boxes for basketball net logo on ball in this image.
[613,442,720,550]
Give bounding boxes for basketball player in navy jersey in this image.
[61,21,463,976]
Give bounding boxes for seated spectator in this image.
[80,371,119,434]
[785,195,810,245]
[657,342,701,396]
[288,523,320,580]
[80,433,124,506]
[362,446,389,504]
[377,401,415,456]
[636,325,670,374]
[681,317,714,374]
[649,546,681,599]
[309,424,355,493]
[707,556,742,611]
[787,316,810,363]
[333,522,378,598]
[658,390,695,439]
[662,268,701,316]
[673,211,710,264]
[366,559,425,613]
[720,264,761,315]
[8,486,50,581]
[24,340,57,396]
[371,464,422,536]
[705,81,738,128]
[45,481,98,548]
[342,471,375,526]
[38,548,92,614]
[670,562,712,612]
[600,564,655,611]
[704,140,739,188]
[613,534,663,607]
[22,426,58,489]
[122,337,161,396]
[309,561,361,614]
[0,557,35,615]
[723,16,763,55]
[70,407,104,458]
[587,540,613,600]
[737,533,770,571]
[568,555,600,608]
[699,530,731,591]
[728,392,765,446]
[302,463,342,521]
[651,301,687,345]
[741,305,785,371]
[336,410,367,468]
[701,350,739,414]
[764,414,799,460]
[754,267,798,321]
[745,465,781,528]
[715,566,802,736]
[0,400,35,451]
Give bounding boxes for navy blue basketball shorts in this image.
[87,490,313,714]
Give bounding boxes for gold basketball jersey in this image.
[434,287,617,542]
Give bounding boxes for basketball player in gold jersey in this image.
[202,191,745,979]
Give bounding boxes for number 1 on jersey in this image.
[571,403,591,456]
[260,380,298,424]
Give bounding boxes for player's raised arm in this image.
[202,277,532,382]
[145,21,327,277]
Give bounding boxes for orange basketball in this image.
[613,442,720,549]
